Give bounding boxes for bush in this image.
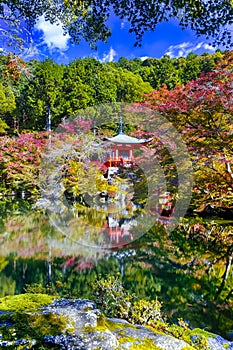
[131,298,162,325]
[91,274,133,320]
[91,274,163,325]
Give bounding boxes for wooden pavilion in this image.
[103,117,152,170]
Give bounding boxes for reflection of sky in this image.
[0,10,221,64]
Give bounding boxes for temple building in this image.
[104,117,152,170]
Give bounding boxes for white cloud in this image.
[35,15,70,51]
[165,41,215,58]
[203,43,216,51]
[100,47,117,62]
[140,56,150,61]
[22,44,41,59]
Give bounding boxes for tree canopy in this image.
[1,0,233,50]
[0,51,226,131]
[140,51,233,212]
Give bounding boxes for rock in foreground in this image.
[0,296,232,349]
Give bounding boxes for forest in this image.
[0,49,233,342]
[0,49,232,215]
[0,49,224,132]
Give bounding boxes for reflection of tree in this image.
[117,222,233,339]
[0,275,16,297]
[0,202,232,338]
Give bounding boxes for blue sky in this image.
[21,13,220,64]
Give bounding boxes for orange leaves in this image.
[5,54,30,81]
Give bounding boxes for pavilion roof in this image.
[104,133,152,144]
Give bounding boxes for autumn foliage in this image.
[140,51,233,211]
[0,132,48,195]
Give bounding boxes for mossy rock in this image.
[0,296,231,350]
[118,335,163,349]
[0,293,56,312]
[83,315,194,349]
[0,293,67,347]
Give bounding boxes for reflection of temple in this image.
[101,118,151,246]
[101,118,174,246]
[100,187,139,246]
[104,215,135,245]
[157,191,174,226]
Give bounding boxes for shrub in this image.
[91,274,163,325]
[91,274,133,320]
[130,298,162,325]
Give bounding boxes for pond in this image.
[0,198,232,341]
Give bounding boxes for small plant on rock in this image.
[130,298,163,325]
[91,274,163,326]
[91,274,133,320]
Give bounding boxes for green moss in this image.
[82,315,138,338]
[130,338,162,349]
[0,310,72,341]
[166,324,211,349]
[82,316,163,349]
[189,328,217,349]
[106,319,137,332]
[145,322,168,335]
[82,316,197,350]
[84,314,214,350]
[189,328,215,338]
[117,335,162,349]
[0,293,56,311]
[0,293,71,348]
[12,311,72,339]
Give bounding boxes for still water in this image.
[0,199,232,340]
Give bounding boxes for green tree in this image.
[115,57,143,73]
[138,65,157,89]
[0,82,15,132]
[139,56,181,89]
[114,67,153,102]
[0,82,15,115]
[59,64,94,117]
[198,51,223,73]
[67,58,118,105]
[157,55,181,89]
[19,59,64,130]
[180,53,201,83]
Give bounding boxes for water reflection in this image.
[0,200,232,340]
[4,201,111,261]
